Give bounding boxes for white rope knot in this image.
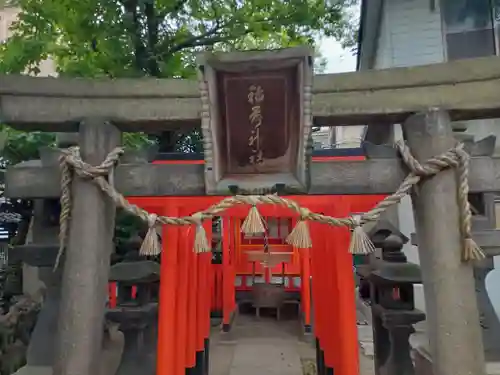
[396,141,462,178]
[347,214,375,255]
[147,213,158,228]
[191,212,204,226]
[139,212,161,257]
[60,146,124,180]
[286,207,313,249]
[348,215,362,230]
[192,212,210,253]
[298,207,311,219]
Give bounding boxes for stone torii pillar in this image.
[53,118,121,375]
[403,109,485,375]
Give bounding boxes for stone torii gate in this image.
[2,48,500,375]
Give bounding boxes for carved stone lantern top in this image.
[363,220,409,248]
[109,260,160,284]
[371,263,421,285]
[371,235,421,284]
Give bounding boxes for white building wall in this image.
[0,7,18,40]
[372,0,500,315]
[374,0,445,265]
[339,0,447,152]
[372,0,444,313]
[335,126,365,148]
[374,0,445,70]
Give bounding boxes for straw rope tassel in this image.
[241,205,266,235]
[463,237,485,261]
[348,216,375,255]
[455,146,486,261]
[286,213,312,249]
[194,223,211,253]
[139,214,161,256]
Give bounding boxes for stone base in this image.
[15,326,125,375]
[409,335,433,375]
[410,333,500,375]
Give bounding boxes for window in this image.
[493,0,500,53]
[441,0,496,60]
[469,194,486,215]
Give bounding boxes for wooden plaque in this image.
[198,47,314,195]
[219,69,297,174]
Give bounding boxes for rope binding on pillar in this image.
[54,141,484,270]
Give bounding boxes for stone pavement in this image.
[228,338,303,375]
[209,309,375,375]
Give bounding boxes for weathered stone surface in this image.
[405,109,484,375]
[3,55,500,130]
[53,119,121,375]
[410,334,500,375]
[411,230,500,257]
[12,325,125,375]
[24,200,61,369]
[26,270,61,366]
[6,156,500,198]
[364,135,497,159]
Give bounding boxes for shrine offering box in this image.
[197,47,314,195]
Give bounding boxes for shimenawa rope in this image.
[55,141,484,271]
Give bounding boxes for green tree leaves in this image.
[1,0,358,78]
[0,0,358,155]
[0,0,358,254]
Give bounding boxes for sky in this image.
[319,38,357,74]
[318,3,360,74]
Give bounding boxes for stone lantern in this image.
[356,219,408,303]
[106,259,160,373]
[370,238,420,311]
[369,234,425,375]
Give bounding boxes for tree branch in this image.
[144,1,160,76]
[168,29,254,56]
[160,14,295,59]
[163,21,224,56]
[122,0,149,74]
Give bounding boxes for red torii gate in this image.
[125,155,384,375]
